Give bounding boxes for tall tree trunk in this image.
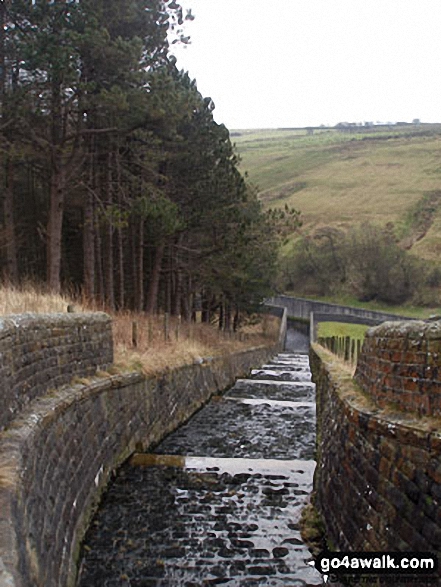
[47,46,64,292]
[4,155,18,283]
[233,305,240,332]
[1,4,17,283]
[165,246,172,314]
[201,288,210,323]
[0,0,6,121]
[129,219,136,310]
[83,137,96,300]
[172,235,184,316]
[146,241,165,314]
[136,217,144,312]
[116,151,124,309]
[104,152,114,309]
[189,278,196,322]
[117,225,124,309]
[181,277,191,321]
[95,222,104,304]
[83,189,95,300]
[46,167,65,291]
[218,298,224,330]
[224,301,231,331]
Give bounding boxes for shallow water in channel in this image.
[77,346,322,586]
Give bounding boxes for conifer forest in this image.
[0,1,288,325]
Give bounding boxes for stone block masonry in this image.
[355,320,441,416]
[0,313,113,431]
[0,312,278,587]
[311,341,441,572]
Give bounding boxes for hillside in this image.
[233,125,441,261]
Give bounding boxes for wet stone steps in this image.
[77,352,322,586]
[231,380,316,402]
[155,399,315,460]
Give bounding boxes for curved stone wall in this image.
[311,343,441,564]
[0,325,277,587]
[0,313,113,431]
[355,320,441,416]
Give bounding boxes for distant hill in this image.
[233,124,441,261]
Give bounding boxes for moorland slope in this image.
[234,125,441,261]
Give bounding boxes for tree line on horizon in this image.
[0,0,291,325]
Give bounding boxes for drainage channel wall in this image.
[0,313,113,432]
[0,313,280,587]
[310,337,441,560]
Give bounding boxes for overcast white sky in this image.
[172,0,441,129]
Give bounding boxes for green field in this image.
[233,125,441,260]
[317,321,368,340]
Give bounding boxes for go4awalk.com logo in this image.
[310,551,438,583]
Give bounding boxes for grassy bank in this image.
[113,312,278,376]
[0,284,279,376]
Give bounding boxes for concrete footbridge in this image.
[266,294,415,334]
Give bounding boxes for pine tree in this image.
[0,0,282,318]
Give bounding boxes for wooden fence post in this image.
[351,338,356,364]
[357,339,362,362]
[344,336,350,361]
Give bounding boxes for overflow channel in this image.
[77,349,321,586]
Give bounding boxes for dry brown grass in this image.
[324,350,357,377]
[112,312,279,376]
[0,282,88,314]
[0,284,279,376]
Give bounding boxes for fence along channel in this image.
[317,335,363,365]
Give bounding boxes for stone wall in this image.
[311,343,441,563]
[355,320,441,416]
[0,313,113,431]
[0,336,277,587]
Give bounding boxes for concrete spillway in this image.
[77,351,322,586]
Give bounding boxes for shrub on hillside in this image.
[282,222,423,304]
[346,223,420,304]
[281,228,347,296]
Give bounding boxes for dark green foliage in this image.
[283,227,346,296]
[345,223,419,304]
[0,0,278,322]
[284,223,422,305]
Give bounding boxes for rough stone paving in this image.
[77,352,322,586]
